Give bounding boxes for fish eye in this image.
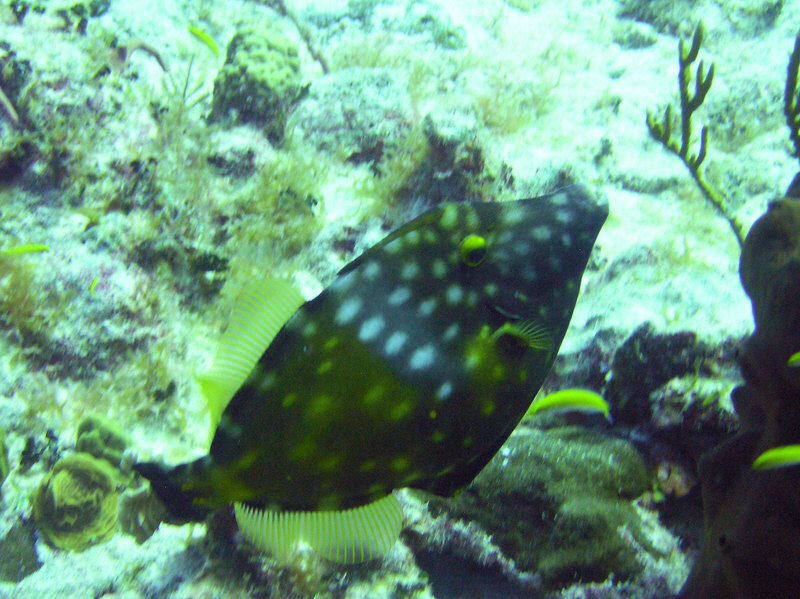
[460,234,487,267]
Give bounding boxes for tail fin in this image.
[133,460,213,523]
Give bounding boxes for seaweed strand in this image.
[646,23,745,248]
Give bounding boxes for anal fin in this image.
[234,494,404,564]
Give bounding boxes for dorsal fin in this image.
[197,280,305,439]
[234,494,404,564]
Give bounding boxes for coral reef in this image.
[678,194,800,598]
[646,24,745,246]
[605,322,712,425]
[412,426,670,592]
[32,452,119,551]
[74,414,130,468]
[288,67,415,163]
[0,522,40,583]
[1,0,797,596]
[211,26,302,141]
[674,30,800,598]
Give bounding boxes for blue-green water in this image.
[1,0,798,597]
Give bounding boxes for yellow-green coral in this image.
[211,26,301,139]
[75,414,131,468]
[32,453,119,551]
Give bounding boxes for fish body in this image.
[0,243,50,256]
[136,185,608,559]
[752,444,800,470]
[527,388,611,420]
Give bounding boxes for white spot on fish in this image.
[550,192,568,206]
[362,261,381,280]
[513,241,530,256]
[502,207,524,225]
[440,204,458,229]
[385,239,402,254]
[522,265,538,281]
[555,209,573,224]
[359,316,385,341]
[423,229,438,244]
[432,259,447,278]
[446,284,463,305]
[409,344,436,370]
[418,298,437,317]
[561,233,572,247]
[259,371,276,391]
[466,291,478,307]
[436,381,453,401]
[443,323,459,341]
[385,331,408,355]
[484,283,498,296]
[335,297,363,324]
[493,250,510,263]
[405,230,421,245]
[532,226,551,241]
[332,271,356,293]
[400,262,419,280]
[302,321,318,337]
[498,230,514,244]
[388,287,411,306]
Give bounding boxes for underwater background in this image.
[1,0,799,597]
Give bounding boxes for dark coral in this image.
[678,196,800,598]
[605,322,711,425]
[420,427,652,591]
[210,26,302,141]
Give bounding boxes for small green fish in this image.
[526,388,611,420]
[0,243,50,256]
[135,185,608,563]
[788,351,800,368]
[752,444,800,470]
[187,24,219,57]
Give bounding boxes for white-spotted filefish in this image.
[135,184,608,563]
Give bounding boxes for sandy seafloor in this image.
[0,0,798,597]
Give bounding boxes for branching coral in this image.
[646,23,745,247]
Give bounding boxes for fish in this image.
[134,184,608,563]
[526,388,611,421]
[788,351,800,368]
[752,444,800,470]
[0,243,50,256]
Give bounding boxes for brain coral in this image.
[32,452,118,551]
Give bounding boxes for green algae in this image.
[430,426,655,590]
[211,26,302,140]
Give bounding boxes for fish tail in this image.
[133,458,214,523]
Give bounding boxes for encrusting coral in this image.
[75,414,131,468]
[32,453,119,551]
